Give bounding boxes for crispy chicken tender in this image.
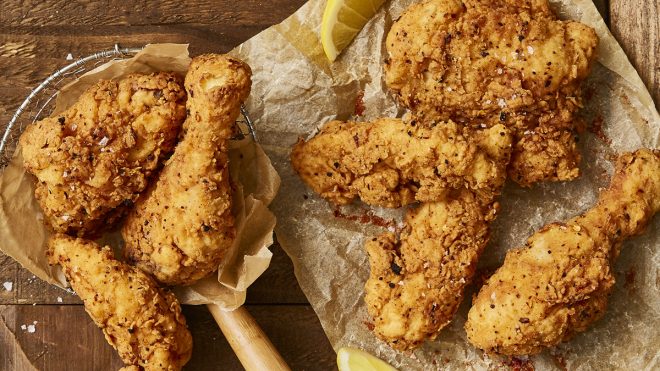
[19,73,187,237]
[364,125,512,350]
[48,235,192,370]
[291,118,511,208]
[385,0,598,186]
[465,149,660,355]
[122,54,252,286]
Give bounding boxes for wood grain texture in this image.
[0,304,336,371]
[0,1,306,27]
[610,0,659,107]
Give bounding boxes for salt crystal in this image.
[387,226,396,233]
[98,136,109,146]
[446,87,453,92]
[66,53,73,60]
[497,68,503,74]
[398,280,405,286]
[497,98,507,108]
[61,215,70,221]
[70,124,77,131]
[33,321,37,325]
[27,324,35,333]
[527,45,534,55]
[20,324,27,330]
[62,171,68,178]
[491,292,497,301]
[2,281,12,292]
[57,297,63,303]
[423,262,430,269]
[485,100,492,104]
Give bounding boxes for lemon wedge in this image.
[321,0,386,62]
[337,347,398,371]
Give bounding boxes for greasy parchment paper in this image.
[230,0,659,370]
[0,44,281,311]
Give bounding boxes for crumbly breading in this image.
[362,119,512,350]
[48,235,192,370]
[122,54,252,285]
[365,190,497,350]
[465,149,660,355]
[385,0,598,186]
[19,73,187,237]
[291,118,512,207]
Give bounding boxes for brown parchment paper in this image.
[0,44,281,311]
[230,0,659,369]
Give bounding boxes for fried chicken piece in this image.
[291,118,511,208]
[19,73,187,237]
[385,0,598,186]
[48,235,192,370]
[122,54,252,285]
[364,125,512,350]
[465,149,660,355]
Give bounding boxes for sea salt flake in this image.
[497,98,507,108]
[61,215,70,221]
[27,324,36,333]
[491,292,497,301]
[3,281,12,291]
[20,324,27,330]
[98,136,109,146]
[527,45,535,54]
[57,297,63,303]
[66,53,73,60]
[497,68,503,74]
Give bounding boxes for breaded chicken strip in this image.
[291,119,511,208]
[19,73,187,237]
[364,125,512,350]
[385,0,598,186]
[465,149,660,355]
[48,235,192,370]
[122,55,252,285]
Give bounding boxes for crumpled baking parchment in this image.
[230,0,659,369]
[0,44,281,311]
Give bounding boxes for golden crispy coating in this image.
[365,191,495,350]
[19,73,187,237]
[465,149,660,355]
[385,0,598,186]
[48,235,192,370]
[291,118,512,207]
[364,125,512,350]
[122,54,252,286]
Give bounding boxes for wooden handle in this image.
[207,304,292,371]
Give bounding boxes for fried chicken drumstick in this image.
[291,118,511,208]
[385,0,598,186]
[122,54,252,286]
[364,126,512,350]
[48,235,192,370]
[465,149,660,355]
[19,73,187,236]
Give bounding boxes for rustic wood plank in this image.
[610,1,659,107]
[0,304,336,370]
[0,0,306,27]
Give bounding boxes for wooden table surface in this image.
[0,1,656,370]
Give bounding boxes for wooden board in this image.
[0,304,335,371]
[610,1,659,107]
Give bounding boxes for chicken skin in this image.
[465,149,660,355]
[122,54,252,286]
[19,73,187,237]
[385,0,598,186]
[291,118,511,208]
[364,125,512,350]
[48,235,192,370]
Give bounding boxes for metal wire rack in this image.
[0,44,256,168]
